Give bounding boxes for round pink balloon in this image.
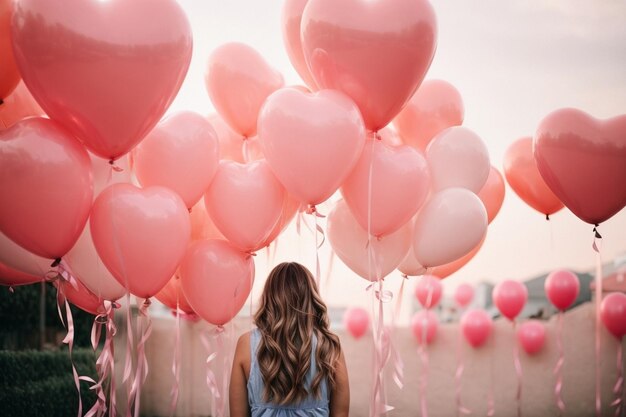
[414,275,442,309]
[205,43,283,138]
[600,293,626,339]
[341,138,430,237]
[133,112,220,209]
[477,166,505,224]
[534,108,626,225]
[258,88,365,206]
[427,126,491,193]
[207,113,246,163]
[0,232,50,278]
[454,284,475,308]
[413,188,488,268]
[155,274,196,317]
[394,80,464,151]
[411,310,438,345]
[0,261,41,286]
[12,0,193,160]
[204,160,286,253]
[301,0,437,131]
[281,0,317,89]
[517,321,546,355]
[0,117,93,260]
[90,184,191,299]
[327,199,411,282]
[493,280,528,321]
[544,269,579,311]
[460,309,493,348]
[343,307,369,339]
[180,239,255,326]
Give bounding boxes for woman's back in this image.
[247,328,329,416]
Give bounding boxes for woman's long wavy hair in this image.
[254,262,341,405]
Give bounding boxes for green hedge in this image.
[0,349,98,417]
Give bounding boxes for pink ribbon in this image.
[201,325,227,417]
[512,321,523,417]
[127,298,153,417]
[593,229,603,417]
[419,314,430,417]
[455,333,471,416]
[323,249,335,290]
[554,312,566,415]
[612,342,624,416]
[169,298,182,416]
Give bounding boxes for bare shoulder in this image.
[234,330,252,378]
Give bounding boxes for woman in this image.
[229,262,350,417]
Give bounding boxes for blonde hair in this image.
[253,262,341,405]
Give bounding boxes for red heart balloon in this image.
[301,0,437,131]
[0,118,93,260]
[534,109,626,225]
[11,0,192,161]
[90,184,191,299]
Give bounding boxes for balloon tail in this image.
[554,312,565,415]
[594,229,603,417]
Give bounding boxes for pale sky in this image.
[167,0,626,314]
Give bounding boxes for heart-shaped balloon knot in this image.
[305,204,326,218]
[401,274,409,280]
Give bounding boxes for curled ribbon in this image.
[612,342,624,416]
[127,298,153,417]
[201,325,227,417]
[554,312,566,415]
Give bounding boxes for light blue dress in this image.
[248,328,330,417]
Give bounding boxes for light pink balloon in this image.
[493,280,528,321]
[460,309,493,348]
[413,188,488,268]
[207,113,245,163]
[132,112,220,209]
[454,284,475,308]
[343,307,370,339]
[427,126,491,193]
[258,88,365,206]
[517,321,546,355]
[600,293,626,339]
[544,269,579,311]
[301,0,437,131]
[414,275,442,309]
[534,108,626,225]
[411,310,438,345]
[327,199,411,282]
[90,184,191,299]
[65,225,126,302]
[281,0,317,89]
[205,43,284,138]
[0,261,41,287]
[0,117,93,260]
[341,138,430,237]
[0,232,50,278]
[394,79,464,151]
[204,160,285,253]
[12,0,192,160]
[180,239,255,326]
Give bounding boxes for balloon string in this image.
[315,214,321,288]
[455,332,471,416]
[201,326,226,417]
[554,312,565,415]
[242,137,250,163]
[513,321,523,417]
[323,249,335,291]
[488,344,495,417]
[170,297,182,416]
[419,317,429,417]
[612,342,624,416]
[594,229,603,417]
[128,299,153,417]
[122,293,134,388]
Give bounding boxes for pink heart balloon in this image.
[327,199,411,282]
[301,0,437,131]
[258,88,366,207]
[343,307,370,339]
[341,138,430,238]
[394,79,464,151]
[517,321,545,355]
[281,0,317,89]
[208,113,246,163]
[460,309,492,348]
[133,112,220,209]
[493,280,528,321]
[90,184,191,299]
[600,293,626,339]
[414,275,442,309]
[204,160,286,253]
[11,0,192,160]
[205,43,284,138]
[180,239,255,326]
[534,108,626,225]
[0,118,93,260]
